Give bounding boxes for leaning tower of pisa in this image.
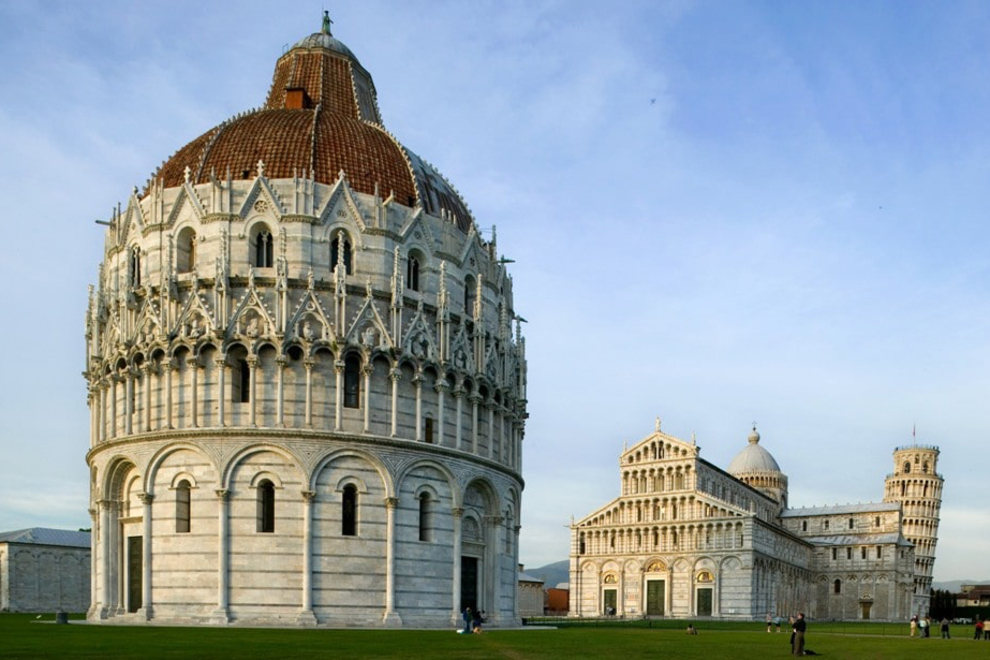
[883,444,943,616]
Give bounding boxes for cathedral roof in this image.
[727,426,782,475]
[150,17,474,233]
[780,502,901,517]
[0,527,90,548]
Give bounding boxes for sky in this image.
[0,0,988,584]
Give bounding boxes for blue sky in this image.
[1,1,987,582]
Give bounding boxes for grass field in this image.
[3,614,987,660]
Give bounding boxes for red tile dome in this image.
[152,27,473,232]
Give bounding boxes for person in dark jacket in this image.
[792,612,807,656]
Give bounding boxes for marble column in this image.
[303,358,314,428]
[247,356,259,427]
[383,497,401,626]
[362,366,373,433]
[277,356,288,427]
[435,380,447,447]
[389,369,400,437]
[298,490,317,625]
[333,361,344,431]
[413,375,423,441]
[451,507,463,626]
[187,356,199,428]
[138,493,154,620]
[215,356,226,428]
[213,489,230,623]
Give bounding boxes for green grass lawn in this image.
[3,614,986,660]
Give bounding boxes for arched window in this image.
[833,578,841,594]
[129,246,142,287]
[424,416,434,444]
[342,484,357,536]
[903,462,911,474]
[254,227,274,268]
[418,492,432,542]
[175,480,191,533]
[230,349,250,403]
[177,228,196,274]
[331,234,352,274]
[257,480,275,533]
[464,275,476,318]
[344,354,361,408]
[407,254,421,291]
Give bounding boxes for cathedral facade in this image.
[570,425,941,621]
[84,19,527,627]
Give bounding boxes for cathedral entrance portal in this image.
[646,580,665,616]
[696,588,713,616]
[461,556,479,612]
[126,536,142,613]
[603,589,617,615]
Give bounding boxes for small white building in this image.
[0,528,90,613]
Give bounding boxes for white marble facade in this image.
[85,22,526,628]
[570,427,941,621]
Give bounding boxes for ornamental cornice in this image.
[200,213,240,224]
[278,214,319,224]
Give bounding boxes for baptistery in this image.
[84,16,527,627]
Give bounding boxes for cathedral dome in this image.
[728,426,782,474]
[152,22,473,232]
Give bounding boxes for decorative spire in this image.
[322,10,333,36]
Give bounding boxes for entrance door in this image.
[127,536,142,613]
[860,601,872,620]
[461,556,479,612]
[603,588,617,615]
[696,588,713,616]
[646,580,665,616]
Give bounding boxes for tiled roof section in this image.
[0,527,90,548]
[147,33,474,232]
[781,502,901,517]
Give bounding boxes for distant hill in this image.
[524,560,569,589]
[933,580,989,593]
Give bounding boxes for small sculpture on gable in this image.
[186,316,202,339]
[301,319,316,342]
[246,316,261,338]
[361,325,377,349]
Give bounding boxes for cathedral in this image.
[569,424,942,621]
[84,16,527,627]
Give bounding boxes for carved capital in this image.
[303,358,315,370]
[384,497,399,510]
[137,492,155,505]
[451,507,465,519]
[301,490,317,502]
[215,488,230,501]
[245,356,259,368]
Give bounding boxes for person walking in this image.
[462,607,472,634]
[910,615,917,637]
[766,613,773,633]
[974,618,983,640]
[792,612,807,656]
[940,617,950,639]
[925,615,932,638]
